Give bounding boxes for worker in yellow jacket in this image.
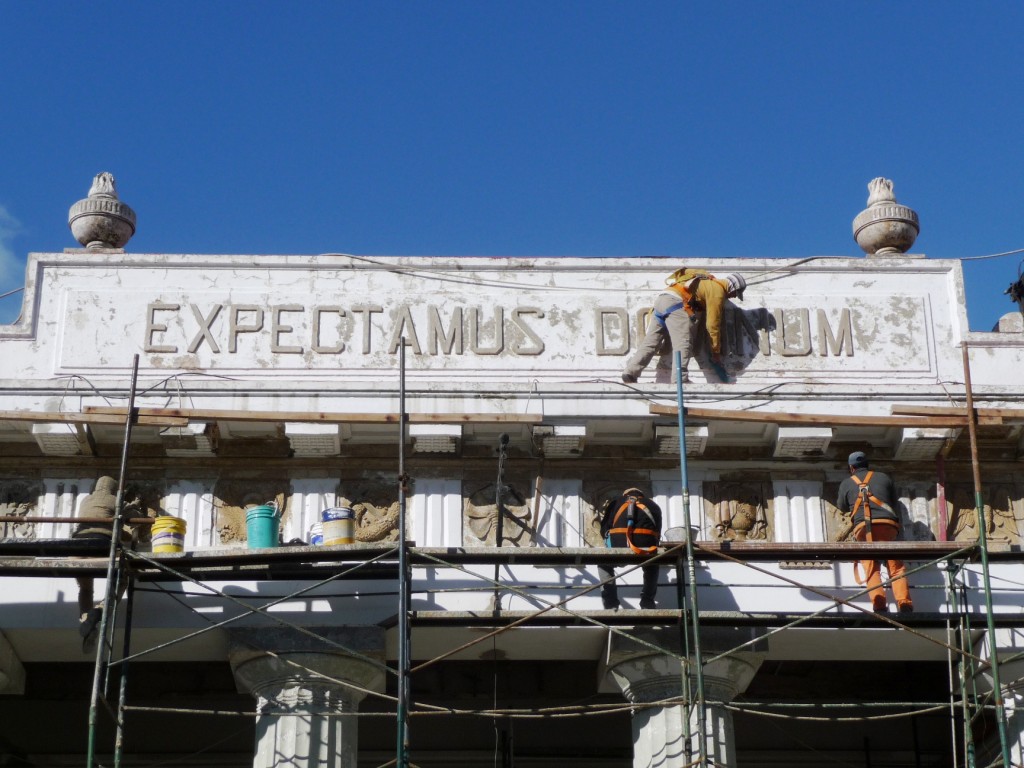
[622,269,746,384]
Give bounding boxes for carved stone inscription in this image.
[144,300,868,360]
[54,280,943,374]
[145,302,547,357]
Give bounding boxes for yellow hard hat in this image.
[666,268,709,287]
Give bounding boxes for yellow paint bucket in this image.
[152,516,187,553]
[322,507,354,545]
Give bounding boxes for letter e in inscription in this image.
[271,305,304,354]
[144,302,179,353]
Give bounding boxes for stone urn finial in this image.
[68,172,137,250]
[852,177,919,256]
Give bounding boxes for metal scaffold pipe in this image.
[396,340,412,768]
[961,342,1012,767]
[675,351,708,766]
[87,353,140,768]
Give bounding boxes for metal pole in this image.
[961,342,1011,767]
[87,354,140,768]
[396,340,411,768]
[675,351,708,765]
[496,434,508,548]
[946,563,975,768]
[493,433,509,610]
[113,574,137,768]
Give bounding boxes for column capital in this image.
[228,626,386,708]
[228,627,387,768]
[605,626,765,703]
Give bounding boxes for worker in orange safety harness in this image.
[598,487,662,609]
[621,269,746,384]
[836,451,913,614]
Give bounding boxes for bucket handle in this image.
[266,500,281,518]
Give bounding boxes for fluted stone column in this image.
[0,630,25,695]
[1008,691,1024,766]
[606,628,765,767]
[229,627,385,768]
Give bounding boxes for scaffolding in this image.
[1,351,1023,767]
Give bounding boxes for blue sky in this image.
[2,3,1023,330]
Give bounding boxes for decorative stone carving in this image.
[349,501,400,543]
[822,481,856,542]
[337,476,402,543]
[122,479,165,545]
[704,482,770,541]
[852,177,919,256]
[947,485,1023,546]
[581,497,605,548]
[68,172,137,249]
[213,479,290,545]
[463,477,533,546]
[0,481,39,539]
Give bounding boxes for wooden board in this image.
[650,404,969,428]
[0,409,187,427]
[83,406,543,425]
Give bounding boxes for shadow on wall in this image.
[656,304,776,385]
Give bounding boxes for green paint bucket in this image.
[246,504,280,548]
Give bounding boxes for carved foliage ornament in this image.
[464,478,533,547]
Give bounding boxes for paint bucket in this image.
[308,522,324,546]
[151,516,187,553]
[321,507,354,545]
[246,504,280,549]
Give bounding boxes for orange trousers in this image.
[853,521,912,610]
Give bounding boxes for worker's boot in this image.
[79,606,102,638]
[871,596,888,613]
[79,606,103,653]
[897,601,914,614]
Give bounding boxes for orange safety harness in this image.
[657,275,714,327]
[607,495,659,555]
[850,471,897,585]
